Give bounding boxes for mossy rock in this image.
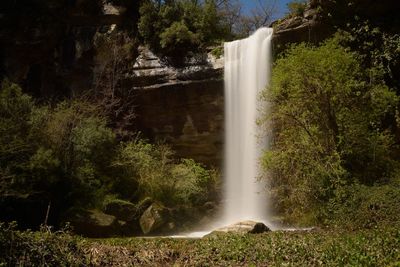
[66,208,121,237]
[135,197,153,216]
[139,203,169,235]
[103,199,137,221]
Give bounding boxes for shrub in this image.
[261,37,399,225]
[0,80,36,179]
[0,222,85,266]
[336,23,400,92]
[160,21,200,55]
[210,45,224,59]
[171,159,212,206]
[287,0,307,17]
[41,100,116,207]
[325,183,400,229]
[0,82,117,224]
[112,140,218,207]
[138,0,229,63]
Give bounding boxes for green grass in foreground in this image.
[85,226,400,266]
[1,223,400,266]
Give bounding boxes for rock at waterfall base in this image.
[67,209,121,238]
[139,203,169,234]
[206,221,271,237]
[103,199,137,222]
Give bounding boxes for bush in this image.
[0,222,85,266]
[210,45,224,59]
[325,183,400,229]
[0,80,36,181]
[38,100,116,207]
[112,140,219,207]
[287,0,307,17]
[138,0,229,63]
[171,159,213,206]
[261,37,399,225]
[159,21,200,56]
[336,23,400,93]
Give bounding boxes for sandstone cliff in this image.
[130,47,224,166]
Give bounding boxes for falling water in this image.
[223,27,273,226]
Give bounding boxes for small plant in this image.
[210,45,224,59]
[287,0,307,17]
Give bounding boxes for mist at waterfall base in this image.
[174,28,274,238]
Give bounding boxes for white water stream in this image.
[222,27,273,226]
[175,28,274,238]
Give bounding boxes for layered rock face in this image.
[130,47,224,166]
[271,0,332,54]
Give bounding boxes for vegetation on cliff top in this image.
[138,0,230,64]
[137,0,280,63]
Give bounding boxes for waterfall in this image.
[223,27,273,226]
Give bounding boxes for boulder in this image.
[136,197,153,216]
[102,199,156,236]
[207,221,271,236]
[103,199,137,221]
[67,209,121,237]
[139,203,169,235]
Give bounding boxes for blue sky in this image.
[240,0,291,20]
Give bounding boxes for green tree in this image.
[287,0,307,17]
[261,38,398,224]
[138,0,229,64]
[112,140,218,207]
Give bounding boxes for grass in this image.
[84,225,400,266]
[1,222,400,266]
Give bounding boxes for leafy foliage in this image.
[287,0,307,17]
[325,182,400,229]
[113,140,219,207]
[138,0,230,64]
[261,37,399,225]
[0,80,35,184]
[0,222,85,266]
[336,22,400,92]
[0,81,219,230]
